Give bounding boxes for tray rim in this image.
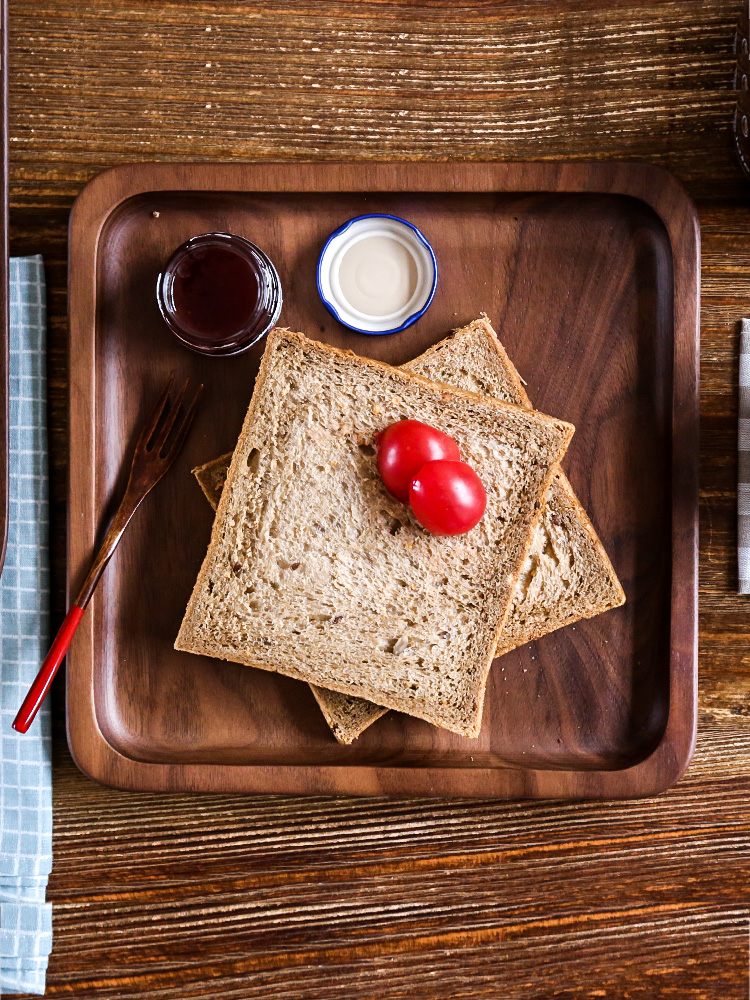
[67,160,699,798]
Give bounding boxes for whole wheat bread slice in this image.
[177,327,574,738]
[194,316,625,744]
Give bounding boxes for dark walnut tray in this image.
[67,162,699,797]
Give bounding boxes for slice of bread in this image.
[194,316,625,744]
[193,454,231,508]
[308,687,389,743]
[177,327,574,738]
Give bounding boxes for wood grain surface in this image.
[5,0,750,997]
[0,0,9,572]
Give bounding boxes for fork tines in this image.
[135,374,203,468]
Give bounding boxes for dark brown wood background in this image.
[6,1,750,996]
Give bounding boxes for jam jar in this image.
[157,232,282,356]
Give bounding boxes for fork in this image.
[12,374,203,733]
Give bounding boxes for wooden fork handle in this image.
[12,489,144,733]
[12,606,85,733]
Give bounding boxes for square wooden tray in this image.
[67,162,699,797]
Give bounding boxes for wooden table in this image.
[6,1,750,996]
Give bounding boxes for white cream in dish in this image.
[337,234,419,318]
[317,215,438,335]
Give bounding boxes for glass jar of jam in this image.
[156,232,282,356]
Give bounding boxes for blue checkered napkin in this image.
[0,256,52,995]
[0,890,52,993]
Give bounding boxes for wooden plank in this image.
[3,1,746,201]
[4,0,750,995]
[0,0,8,571]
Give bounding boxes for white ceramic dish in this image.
[317,214,438,335]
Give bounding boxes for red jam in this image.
[157,233,282,356]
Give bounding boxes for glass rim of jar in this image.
[156,232,282,356]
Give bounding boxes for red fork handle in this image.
[12,606,86,733]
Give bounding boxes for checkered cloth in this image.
[0,256,52,994]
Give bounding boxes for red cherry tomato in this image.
[409,460,487,535]
[376,420,460,502]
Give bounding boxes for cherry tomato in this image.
[409,460,487,535]
[376,420,460,502]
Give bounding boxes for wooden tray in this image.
[67,162,699,797]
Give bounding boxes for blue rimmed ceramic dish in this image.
[317,214,438,335]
